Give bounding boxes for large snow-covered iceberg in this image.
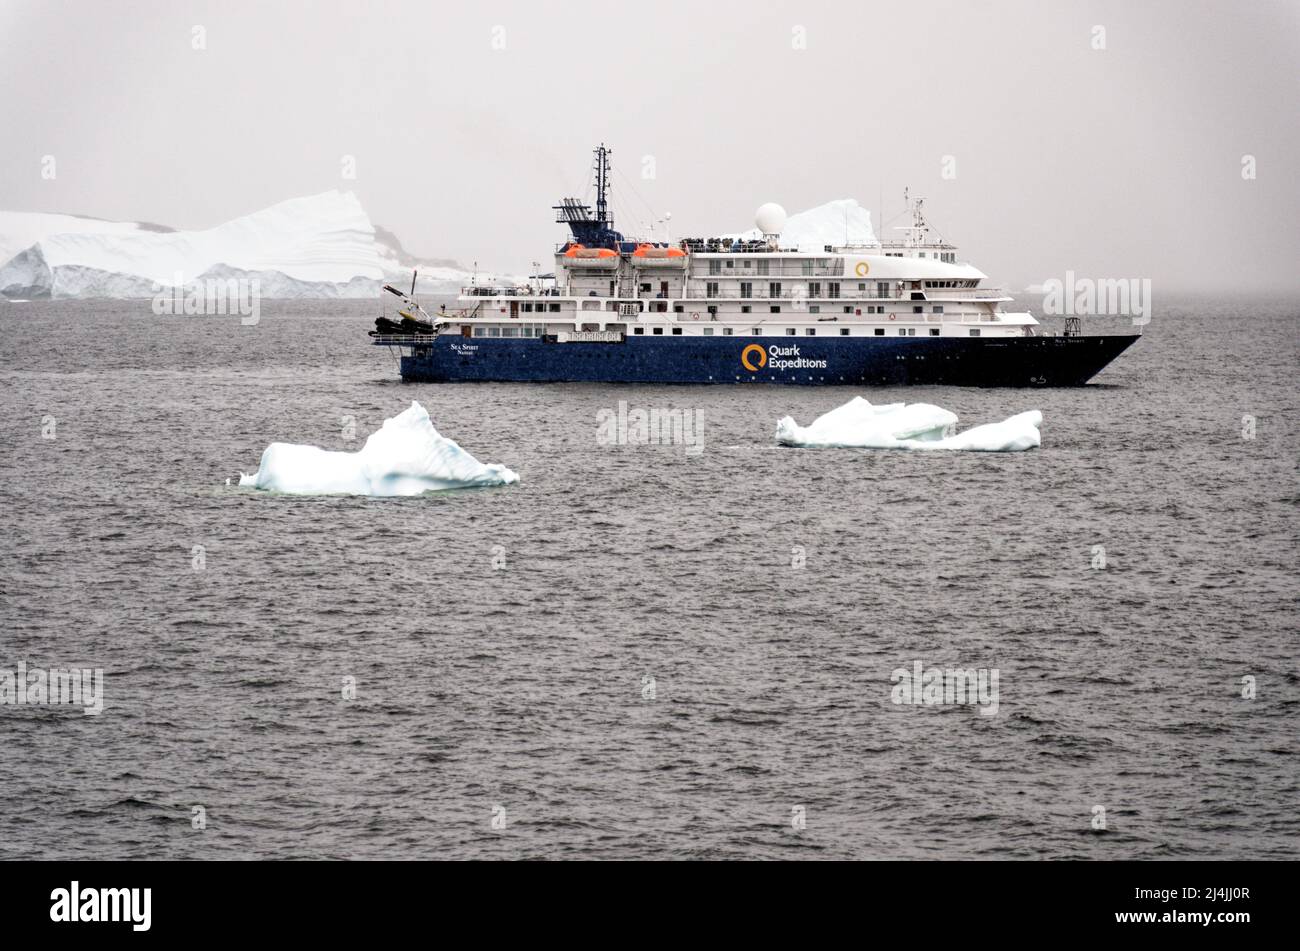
[0,191,382,299]
[238,402,519,495]
[721,199,877,251]
[775,397,1042,451]
[0,192,513,300]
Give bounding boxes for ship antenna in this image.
[594,143,612,229]
[895,187,930,248]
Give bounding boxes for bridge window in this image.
[828,282,840,298]
[840,328,850,336]
[874,328,885,336]
[672,327,683,335]
[930,328,940,336]
[723,327,733,336]
[809,305,820,314]
[703,327,714,336]
[770,305,781,314]
[634,327,644,335]
[969,328,980,337]
[805,328,816,336]
[752,327,762,335]
[741,305,751,313]
[786,328,797,335]
[549,303,560,312]
[653,327,663,335]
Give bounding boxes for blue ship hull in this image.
[388,333,1139,386]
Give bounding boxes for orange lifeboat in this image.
[564,244,619,259]
[632,244,687,259]
[631,244,688,267]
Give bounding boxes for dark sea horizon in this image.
[1,294,1296,859]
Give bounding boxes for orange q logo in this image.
[741,344,767,372]
[854,261,870,277]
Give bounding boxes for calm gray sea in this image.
[0,297,1296,860]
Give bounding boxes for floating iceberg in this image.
[0,192,383,299]
[238,402,519,495]
[775,397,1042,452]
[0,193,515,300]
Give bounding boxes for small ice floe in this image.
[238,401,519,495]
[775,396,1042,452]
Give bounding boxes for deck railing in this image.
[369,334,440,343]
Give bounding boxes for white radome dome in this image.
[755,202,787,236]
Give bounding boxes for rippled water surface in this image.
[1,298,1296,859]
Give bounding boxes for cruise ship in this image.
[370,146,1139,386]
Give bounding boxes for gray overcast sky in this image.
[1,0,1297,291]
